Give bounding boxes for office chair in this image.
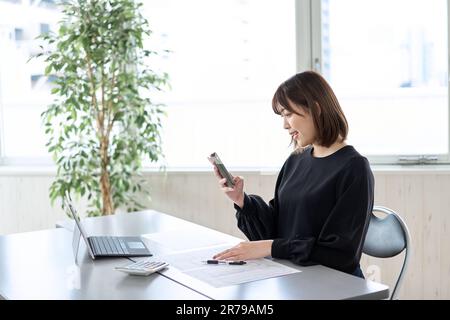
[362,206,412,300]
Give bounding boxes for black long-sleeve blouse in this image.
[234,145,374,275]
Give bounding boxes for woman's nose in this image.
[283,117,290,129]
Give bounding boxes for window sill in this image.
[3,164,450,176]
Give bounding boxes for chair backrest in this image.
[362,206,412,300]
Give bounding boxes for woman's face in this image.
[280,102,316,148]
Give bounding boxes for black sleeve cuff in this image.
[271,238,291,259]
[233,193,253,213]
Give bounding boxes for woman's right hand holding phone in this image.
[213,166,245,209]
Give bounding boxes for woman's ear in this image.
[314,101,322,116]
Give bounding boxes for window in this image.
[39,23,50,35]
[0,0,296,168]
[14,28,24,41]
[142,0,296,168]
[0,0,61,163]
[316,0,449,163]
[1,0,449,168]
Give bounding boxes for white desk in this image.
[0,210,389,300]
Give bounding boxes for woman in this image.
[212,71,374,278]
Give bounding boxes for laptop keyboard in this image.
[90,236,130,255]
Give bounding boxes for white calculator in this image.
[115,259,169,276]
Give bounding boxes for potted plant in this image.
[38,0,169,216]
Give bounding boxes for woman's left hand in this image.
[213,240,274,261]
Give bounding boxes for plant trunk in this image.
[100,137,114,215]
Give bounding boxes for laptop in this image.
[63,193,152,259]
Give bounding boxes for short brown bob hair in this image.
[272,71,348,149]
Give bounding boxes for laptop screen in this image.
[63,195,95,259]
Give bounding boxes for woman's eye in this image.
[280,112,292,118]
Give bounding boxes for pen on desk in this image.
[203,259,246,265]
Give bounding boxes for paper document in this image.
[161,245,301,288]
[142,228,239,253]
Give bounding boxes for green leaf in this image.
[44,65,53,75]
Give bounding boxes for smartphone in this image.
[207,152,235,188]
